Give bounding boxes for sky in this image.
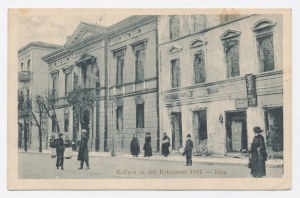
[17,10,130,49]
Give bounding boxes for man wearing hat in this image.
[56,132,65,170]
[77,129,90,170]
[249,126,267,178]
[184,134,194,166]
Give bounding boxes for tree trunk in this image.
[24,120,28,152]
[39,126,42,152]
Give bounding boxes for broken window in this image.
[135,48,145,82]
[169,15,180,40]
[257,35,275,72]
[116,106,123,130]
[171,59,181,88]
[191,15,206,33]
[116,55,124,85]
[224,40,240,78]
[194,51,206,84]
[136,104,144,128]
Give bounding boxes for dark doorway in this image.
[225,111,248,152]
[171,112,182,149]
[193,110,208,146]
[265,107,283,157]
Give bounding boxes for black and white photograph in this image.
[7,8,292,190]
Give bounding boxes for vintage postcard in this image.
[7,8,292,190]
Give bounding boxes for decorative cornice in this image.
[18,42,61,55]
[108,16,158,39]
[220,29,241,40]
[130,38,148,50]
[252,19,276,32]
[189,38,207,48]
[168,45,182,54]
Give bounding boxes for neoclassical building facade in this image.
[19,14,284,158]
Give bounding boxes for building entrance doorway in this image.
[171,112,182,149]
[264,107,283,158]
[193,109,208,146]
[225,111,248,152]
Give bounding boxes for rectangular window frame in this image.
[169,15,181,40]
[256,32,275,73]
[223,39,240,78]
[170,58,181,88]
[193,50,206,84]
[116,106,123,130]
[136,103,144,128]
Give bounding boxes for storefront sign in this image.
[207,87,219,95]
[235,98,248,109]
[245,74,257,107]
[164,91,193,101]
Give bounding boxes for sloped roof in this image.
[64,22,106,47]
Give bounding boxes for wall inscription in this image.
[164,91,193,101]
[207,87,219,95]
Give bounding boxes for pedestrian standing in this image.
[184,134,194,166]
[249,126,268,178]
[49,134,57,158]
[78,129,90,170]
[56,132,65,170]
[64,134,73,159]
[161,133,170,157]
[130,134,140,157]
[143,132,152,157]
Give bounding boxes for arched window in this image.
[27,59,31,71]
[21,62,24,71]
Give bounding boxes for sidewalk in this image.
[18,149,283,168]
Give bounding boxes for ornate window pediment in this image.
[190,39,207,48]
[220,29,241,40]
[112,46,127,58]
[168,46,182,54]
[252,19,276,32]
[76,53,96,66]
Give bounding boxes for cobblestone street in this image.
[18,152,283,179]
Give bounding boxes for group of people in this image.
[131,126,268,178]
[49,126,268,178]
[49,129,90,170]
[130,132,194,166]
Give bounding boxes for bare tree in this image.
[26,95,48,152]
[18,91,30,152]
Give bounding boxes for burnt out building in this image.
[158,14,284,158]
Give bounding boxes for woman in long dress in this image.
[130,134,140,157]
[64,134,73,159]
[250,126,268,178]
[143,133,152,157]
[49,134,56,158]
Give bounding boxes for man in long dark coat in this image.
[130,134,140,157]
[56,133,65,170]
[161,133,170,157]
[184,134,194,166]
[78,129,90,170]
[250,126,267,178]
[143,132,152,157]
